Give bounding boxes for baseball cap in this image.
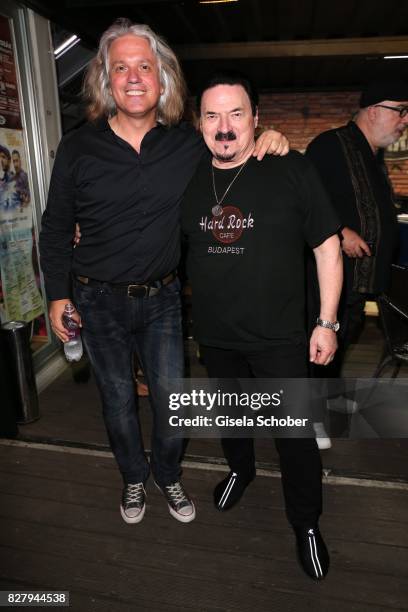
[360,79,408,108]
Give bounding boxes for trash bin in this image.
[0,330,19,437]
[1,321,39,424]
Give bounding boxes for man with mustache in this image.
[182,71,343,580]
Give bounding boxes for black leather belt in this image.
[75,271,177,297]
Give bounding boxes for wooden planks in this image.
[3,312,407,610]
[0,445,408,612]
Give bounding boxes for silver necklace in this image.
[211,156,251,216]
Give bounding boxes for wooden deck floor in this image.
[1,443,407,612]
[1,316,408,611]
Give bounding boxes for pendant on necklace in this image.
[212,204,223,217]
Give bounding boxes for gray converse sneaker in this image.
[120,483,146,524]
[155,481,196,523]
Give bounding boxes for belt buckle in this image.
[127,284,148,298]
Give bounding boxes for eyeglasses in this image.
[374,104,408,118]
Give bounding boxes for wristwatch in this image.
[316,318,340,332]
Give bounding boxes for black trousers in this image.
[199,342,322,528]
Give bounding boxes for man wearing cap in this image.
[306,80,408,381]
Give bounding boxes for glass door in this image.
[0,1,62,370]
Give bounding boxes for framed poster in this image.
[0,13,21,129]
[0,14,43,324]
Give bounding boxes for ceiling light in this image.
[384,55,408,60]
[54,35,80,58]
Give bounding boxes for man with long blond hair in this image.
[40,18,288,525]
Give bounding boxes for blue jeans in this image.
[73,277,184,487]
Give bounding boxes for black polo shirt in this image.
[39,119,204,300]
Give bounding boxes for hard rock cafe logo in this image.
[199,206,254,244]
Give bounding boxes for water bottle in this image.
[62,302,83,362]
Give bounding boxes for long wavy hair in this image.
[83,19,187,126]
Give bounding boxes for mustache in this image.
[215,131,236,141]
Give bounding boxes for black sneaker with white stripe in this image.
[155,481,196,523]
[213,471,255,511]
[120,483,146,524]
[294,525,330,580]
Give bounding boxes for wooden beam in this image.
[175,36,408,60]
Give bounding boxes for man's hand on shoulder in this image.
[309,326,337,366]
[341,227,371,258]
[253,128,289,160]
[49,299,82,343]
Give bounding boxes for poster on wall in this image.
[0,14,21,129]
[0,127,43,323]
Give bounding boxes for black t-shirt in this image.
[182,151,340,350]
